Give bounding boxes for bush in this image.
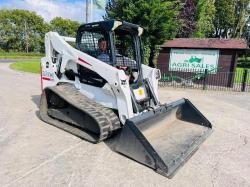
[237,56,250,68]
[0,51,43,59]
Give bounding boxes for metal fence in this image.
[158,67,250,92]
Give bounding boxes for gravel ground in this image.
[0,62,250,187]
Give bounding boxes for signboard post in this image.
[169,49,219,73]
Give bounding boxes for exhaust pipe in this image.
[114,99,212,178]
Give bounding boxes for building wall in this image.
[157,48,237,87]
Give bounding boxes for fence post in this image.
[203,69,208,90]
[241,69,248,92]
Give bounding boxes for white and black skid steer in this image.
[39,20,212,178]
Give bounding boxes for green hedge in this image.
[0,52,43,59]
[237,57,250,68]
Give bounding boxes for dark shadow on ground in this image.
[31,95,41,119]
[30,93,128,163]
[31,95,40,108]
[104,132,121,152]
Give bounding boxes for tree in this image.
[214,0,236,38]
[0,10,81,53]
[193,0,216,38]
[0,9,50,53]
[232,0,249,38]
[213,0,249,38]
[106,0,180,67]
[177,0,197,38]
[50,17,80,37]
[246,3,250,42]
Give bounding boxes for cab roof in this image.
[78,19,143,36]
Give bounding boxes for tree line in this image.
[106,0,250,66]
[0,0,249,66]
[0,9,80,53]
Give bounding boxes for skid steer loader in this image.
[40,20,212,178]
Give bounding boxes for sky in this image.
[0,0,106,23]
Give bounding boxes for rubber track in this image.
[39,83,121,143]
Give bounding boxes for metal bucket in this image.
[114,98,212,178]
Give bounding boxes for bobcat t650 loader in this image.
[39,20,212,178]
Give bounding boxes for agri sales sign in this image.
[169,49,219,73]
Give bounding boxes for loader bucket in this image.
[114,98,212,178]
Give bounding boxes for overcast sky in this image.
[0,0,106,23]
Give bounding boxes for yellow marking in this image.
[138,88,143,96]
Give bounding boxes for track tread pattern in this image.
[40,83,121,143]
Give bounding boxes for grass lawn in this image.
[0,52,43,59]
[234,67,250,84]
[9,61,250,85]
[10,61,40,74]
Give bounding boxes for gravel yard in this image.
[0,62,250,187]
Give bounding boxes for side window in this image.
[114,32,137,69]
[78,31,111,65]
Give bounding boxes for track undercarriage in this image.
[40,83,121,143]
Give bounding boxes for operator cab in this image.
[75,20,157,112]
[76,20,144,85]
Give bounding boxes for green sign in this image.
[169,49,219,73]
